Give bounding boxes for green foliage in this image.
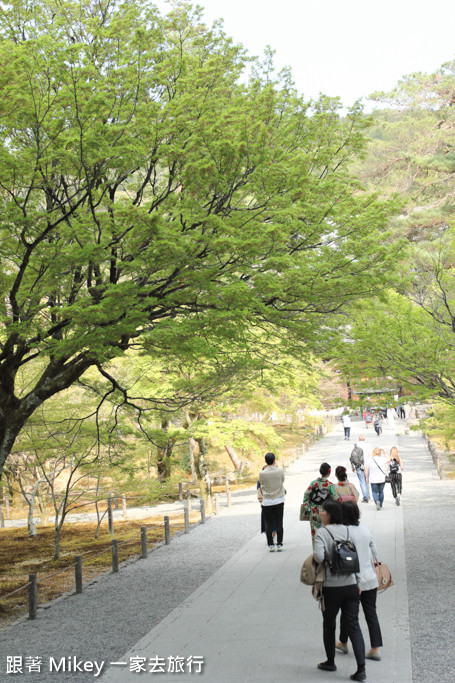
[0,0,398,476]
[363,60,455,241]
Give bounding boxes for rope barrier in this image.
[0,582,32,600]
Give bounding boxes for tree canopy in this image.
[0,0,397,477]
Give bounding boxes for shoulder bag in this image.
[374,458,391,484]
[374,561,395,592]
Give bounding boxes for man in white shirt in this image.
[259,452,285,552]
[341,412,351,440]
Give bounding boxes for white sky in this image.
[155,0,455,109]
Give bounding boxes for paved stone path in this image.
[2,418,454,682]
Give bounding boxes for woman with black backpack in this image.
[313,499,367,682]
[386,446,403,506]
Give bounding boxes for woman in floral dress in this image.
[303,462,338,545]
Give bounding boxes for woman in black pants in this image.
[313,499,366,682]
[336,501,383,662]
[387,446,403,506]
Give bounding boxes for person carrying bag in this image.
[313,499,367,682]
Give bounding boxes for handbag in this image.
[300,553,325,610]
[338,482,357,503]
[300,502,311,521]
[375,561,394,592]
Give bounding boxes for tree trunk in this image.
[54,524,61,560]
[27,489,38,538]
[188,437,198,481]
[224,445,242,471]
[0,355,93,479]
[156,417,175,482]
[194,437,211,502]
[37,491,49,526]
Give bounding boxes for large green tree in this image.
[0,0,397,478]
[361,59,455,241]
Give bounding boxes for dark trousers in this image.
[390,472,402,498]
[262,503,284,545]
[322,585,365,668]
[344,426,351,438]
[340,588,383,648]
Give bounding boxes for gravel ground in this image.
[0,491,260,683]
[404,487,455,683]
[398,429,455,683]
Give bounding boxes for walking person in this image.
[313,499,367,681]
[365,447,388,510]
[336,501,383,663]
[373,412,382,437]
[303,463,338,546]
[257,477,277,540]
[258,453,285,551]
[386,446,403,506]
[350,436,370,503]
[342,410,351,440]
[334,465,359,503]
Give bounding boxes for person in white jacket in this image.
[336,501,383,662]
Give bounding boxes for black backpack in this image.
[325,527,360,575]
[389,459,399,474]
[309,484,330,506]
[350,445,364,469]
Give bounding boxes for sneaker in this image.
[317,661,337,672]
[336,642,348,654]
[361,499,369,503]
[366,650,381,661]
[396,496,401,506]
[376,501,381,510]
[350,670,366,681]
[276,544,283,552]
[268,545,275,552]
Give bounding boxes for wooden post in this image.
[4,492,10,519]
[200,499,206,524]
[225,479,231,509]
[122,494,127,519]
[112,540,119,573]
[186,489,192,512]
[178,482,183,501]
[107,498,114,535]
[113,492,119,510]
[28,574,37,620]
[184,505,190,534]
[164,516,170,544]
[214,493,220,516]
[75,556,83,594]
[0,504,4,528]
[140,526,147,559]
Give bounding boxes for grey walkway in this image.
[102,421,411,683]
[1,420,454,682]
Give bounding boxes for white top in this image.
[348,525,379,591]
[342,414,351,427]
[366,454,388,483]
[262,495,285,506]
[358,440,373,459]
